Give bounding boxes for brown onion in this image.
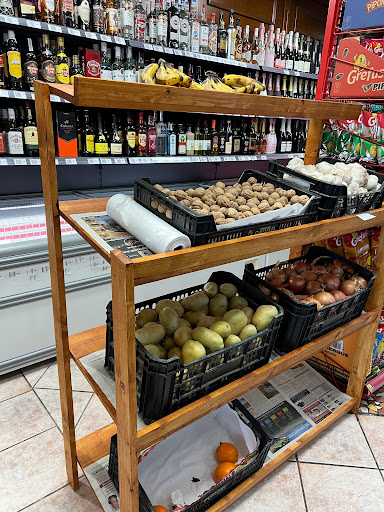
[328,264,344,279]
[305,280,322,295]
[320,273,341,292]
[301,297,322,308]
[312,265,327,275]
[259,284,270,296]
[284,267,297,279]
[331,289,347,301]
[301,270,318,282]
[314,291,336,306]
[293,261,310,273]
[351,275,367,289]
[339,280,358,296]
[288,276,306,294]
[270,277,288,288]
[266,268,285,282]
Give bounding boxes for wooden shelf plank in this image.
[69,309,378,452]
[76,398,356,511]
[48,78,361,119]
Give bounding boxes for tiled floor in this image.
[1,360,384,512]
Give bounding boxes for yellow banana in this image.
[201,75,217,90]
[155,59,182,86]
[172,68,192,87]
[190,80,204,90]
[233,84,255,94]
[203,72,234,92]
[140,63,158,84]
[222,74,264,92]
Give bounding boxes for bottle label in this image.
[212,135,218,150]
[135,13,146,40]
[219,36,227,52]
[170,14,179,31]
[86,135,95,152]
[199,25,209,48]
[148,133,156,153]
[191,21,199,52]
[7,51,22,79]
[179,19,188,43]
[42,59,55,82]
[107,7,119,34]
[242,49,252,62]
[95,142,108,154]
[303,61,310,73]
[110,142,122,154]
[249,136,256,151]
[157,14,167,38]
[286,140,292,151]
[8,131,23,154]
[219,135,225,151]
[206,139,211,151]
[127,131,136,149]
[92,6,104,29]
[24,60,38,83]
[186,139,194,151]
[45,0,55,11]
[24,126,39,148]
[280,140,287,152]
[87,59,100,77]
[122,7,134,27]
[178,134,186,154]
[208,29,217,54]
[149,19,156,39]
[0,0,14,16]
[138,133,146,150]
[0,133,4,154]
[286,58,293,70]
[225,139,232,154]
[124,68,136,82]
[101,69,112,80]
[266,135,276,154]
[112,68,124,81]
[169,134,176,155]
[20,0,36,14]
[243,138,249,153]
[56,63,70,84]
[78,0,90,24]
[62,0,73,12]
[233,138,241,153]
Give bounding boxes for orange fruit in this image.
[216,443,239,464]
[154,507,168,512]
[214,462,236,483]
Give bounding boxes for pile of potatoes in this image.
[151,178,310,225]
[135,281,279,364]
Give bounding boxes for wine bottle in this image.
[146,113,157,156]
[248,117,256,154]
[202,118,210,155]
[24,103,39,156]
[69,54,83,84]
[156,111,167,155]
[179,0,189,50]
[279,118,286,153]
[266,118,277,154]
[0,36,6,90]
[125,111,137,156]
[281,74,288,97]
[258,118,267,154]
[251,27,259,64]
[106,0,119,36]
[241,25,252,63]
[124,46,136,82]
[186,123,194,155]
[225,119,232,154]
[241,119,249,154]
[189,0,200,53]
[303,36,311,74]
[264,24,275,67]
[285,31,294,70]
[266,73,273,95]
[7,108,24,155]
[177,123,186,155]
[210,118,218,155]
[285,118,292,152]
[232,121,241,154]
[168,122,177,156]
[112,46,124,81]
[95,112,109,155]
[256,23,265,66]
[194,119,203,156]
[120,0,135,40]
[110,113,123,156]
[100,42,112,80]
[218,119,226,154]
[234,20,242,61]
[147,1,157,44]
[274,74,281,96]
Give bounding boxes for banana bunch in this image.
[222,74,265,94]
[172,67,193,87]
[201,72,234,93]
[140,62,159,84]
[155,59,182,86]
[190,80,204,90]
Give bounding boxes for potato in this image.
[168,346,182,359]
[239,324,257,340]
[174,326,193,348]
[229,296,248,310]
[219,283,238,298]
[136,323,165,346]
[242,307,254,324]
[210,321,232,338]
[223,309,248,335]
[224,335,241,347]
[157,345,168,359]
[162,335,176,351]
[252,305,279,331]
[159,307,179,335]
[181,291,210,312]
[192,327,224,352]
[156,299,184,318]
[178,318,192,328]
[201,304,209,315]
[196,316,216,328]
[204,281,219,298]
[183,310,207,326]
[182,340,206,364]
[145,344,161,358]
[135,308,158,328]
[209,293,228,317]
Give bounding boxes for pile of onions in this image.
[260,256,367,309]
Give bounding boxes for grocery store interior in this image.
[2,0,384,510]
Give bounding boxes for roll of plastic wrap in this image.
[106,194,191,253]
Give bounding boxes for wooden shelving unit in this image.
[35,77,384,512]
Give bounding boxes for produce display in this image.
[141,59,264,94]
[135,281,279,363]
[152,177,310,225]
[286,157,381,196]
[260,256,368,308]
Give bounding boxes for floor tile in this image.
[23,478,100,511]
[0,428,70,512]
[0,391,55,451]
[300,463,384,512]
[358,415,384,469]
[22,359,54,387]
[35,360,92,392]
[35,388,93,431]
[225,462,306,512]
[76,394,113,440]
[0,370,31,402]
[297,414,376,468]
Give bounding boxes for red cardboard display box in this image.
[80,48,100,78]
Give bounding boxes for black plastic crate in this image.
[268,159,384,220]
[243,246,376,354]
[105,271,283,424]
[108,400,272,512]
[134,169,320,247]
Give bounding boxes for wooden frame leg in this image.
[304,118,324,165]
[111,250,139,512]
[34,81,79,490]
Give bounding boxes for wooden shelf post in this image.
[304,118,325,165]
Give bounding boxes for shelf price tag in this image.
[100,34,110,42]
[6,16,18,24]
[357,213,376,221]
[86,31,98,39]
[225,156,236,161]
[115,37,126,45]
[283,69,289,74]
[209,156,221,162]
[88,158,100,164]
[164,47,173,54]
[49,24,62,32]
[114,158,126,164]
[0,158,8,166]
[260,155,267,160]
[287,154,294,158]
[68,28,81,36]
[294,71,300,76]
[29,159,40,165]
[14,91,27,99]
[144,43,154,50]
[27,20,41,29]
[65,158,77,165]
[50,95,61,102]
[14,158,27,165]
[152,45,163,52]
[100,158,112,164]
[174,49,183,56]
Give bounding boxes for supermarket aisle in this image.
[1,361,384,512]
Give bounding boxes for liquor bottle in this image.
[292,32,300,71]
[6,108,23,155]
[177,123,186,155]
[167,0,180,49]
[146,113,157,156]
[168,122,177,156]
[303,79,309,99]
[189,0,199,53]
[186,62,194,79]
[298,78,304,99]
[266,73,273,95]
[193,119,202,156]
[125,111,136,156]
[18,0,36,19]
[6,31,23,91]
[186,123,194,155]
[260,72,267,96]
[210,118,218,155]
[120,0,134,40]
[226,9,236,60]
[0,37,6,90]
[232,122,241,154]
[258,118,267,154]
[24,103,39,156]
[287,75,293,98]
[195,65,202,83]
[69,54,83,83]
[156,0,168,45]
[24,38,38,91]
[218,119,226,154]
[241,25,252,63]
[112,46,124,81]
[303,36,311,74]
[273,74,281,96]
[41,0,55,22]
[281,74,287,97]
[124,46,136,82]
[264,25,275,67]
[255,23,265,66]
[208,13,217,57]
[0,0,14,15]
[297,34,305,72]
[147,1,157,44]
[266,118,277,154]
[225,119,232,154]
[202,118,210,155]
[248,117,256,154]
[285,118,292,152]
[156,110,167,155]
[234,20,242,61]
[110,113,123,155]
[94,112,109,155]
[106,0,119,36]
[59,0,74,26]
[82,109,94,156]
[55,37,70,84]
[92,0,105,33]
[277,118,285,153]
[309,80,315,99]
[76,0,90,30]
[250,27,258,64]
[293,76,298,98]
[199,4,209,54]
[178,0,188,50]
[100,42,112,80]
[0,110,5,155]
[134,111,146,156]
[136,51,145,82]
[285,31,294,70]
[241,119,249,154]
[133,0,146,41]
[217,12,227,58]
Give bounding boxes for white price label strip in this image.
[115,37,126,45]
[86,32,98,39]
[29,159,40,165]
[114,158,126,164]
[100,158,112,164]
[260,155,267,160]
[88,158,100,164]
[14,158,27,165]
[357,213,376,221]
[65,158,77,165]
[49,24,62,32]
[100,34,110,42]
[27,20,41,28]
[14,91,26,99]
[0,158,8,165]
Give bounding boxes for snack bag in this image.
[359,110,377,163]
[342,230,370,267]
[321,122,335,156]
[326,236,345,259]
[370,226,381,268]
[376,113,384,164]
[364,38,384,59]
[335,120,354,161]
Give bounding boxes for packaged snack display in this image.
[342,230,371,268]
[326,236,345,258]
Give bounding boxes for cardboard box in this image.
[80,48,100,78]
[342,0,384,31]
[56,111,78,157]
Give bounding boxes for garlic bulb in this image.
[366,175,379,191]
